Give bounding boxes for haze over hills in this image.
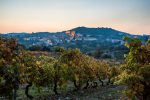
[1,27,150,59]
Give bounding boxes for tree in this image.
[60,48,107,90]
[28,45,42,51]
[107,66,120,85]
[21,52,38,100]
[60,48,87,90]
[52,61,67,94]
[0,37,46,99]
[0,37,24,99]
[94,60,109,86]
[115,37,150,100]
[36,55,67,94]
[79,55,98,89]
[93,48,103,59]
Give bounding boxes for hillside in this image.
[1,27,150,59]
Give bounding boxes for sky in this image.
[0,0,150,34]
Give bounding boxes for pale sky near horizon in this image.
[0,0,150,34]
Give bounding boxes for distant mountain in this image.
[67,27,132,40]
[71,27,130,35]
[1,27,150,59]
[2,27,150,45]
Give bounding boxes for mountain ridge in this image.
[1,26,149,48]
[2,26,149,36]
[1,26,149,59]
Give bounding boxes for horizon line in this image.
[0,26,149,35]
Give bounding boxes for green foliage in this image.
[60,48,85,89]
[108,66,121,83]
[115,37,150,100]
[28,45,43,51]
[60,48,110,89]
[0,36,114,98]
[54,46,66,53]
[92,48,104,58]
[0,37,24,98]
[35,55,68,94]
